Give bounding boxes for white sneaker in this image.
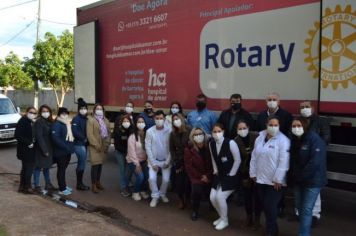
[160,195,169,203]
[58,189,72,196]
[213,218,222,226]
[140,191,150,200]
[132,193,141,201]
[215,220,229,230]
[150,198,159,207]
[66,186,73,192]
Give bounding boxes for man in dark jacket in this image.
[256,92,293,136]
[218,94,254,139]
[140,100,155,129]
[72,98,90,190]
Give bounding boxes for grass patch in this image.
[0,226,8,236]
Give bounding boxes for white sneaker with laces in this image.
[140,191,150,199]
[213,218,222,226]
[150,198,159,207]
[160,195,169,203]
[58,189,72,196]
[215,220,229,230]
[132,193,142,201]
[66,186,73,192]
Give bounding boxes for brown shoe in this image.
[96,182,104,190]
[92,184,99,193]
[177,199,185,210]
[23,188,35,194]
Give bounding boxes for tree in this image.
[25,30,74,107]
[0,52,33,95]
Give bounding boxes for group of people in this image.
[15,92,329,236]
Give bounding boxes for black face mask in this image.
[196,101,206,111]
[231,103,241,110]
[144,108,153,114]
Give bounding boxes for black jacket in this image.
[218,108,254,139]
[72,114,88,146]
[309,114,331,144]
[256,107,293,136]
[34,117,53,168]
[15,116,35,162]
[113,117,133,153]
[51,120,74,158]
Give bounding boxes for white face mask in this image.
[300,108,312,118]
[60,114,69,120]
[41,112,50,119]
[137,123,146,130]
[267,126,279,136]
[173,119,182,128]
[193,134,205,143]
[79,109,87,116]
[292,127,304,137]
[27,113,36,120]
[237,129,249,138]
[122,121,131,129]
[95,110,103,116]
[212,132,224,142]
[125,106,133,114]
[155,119,164,127]
[267,101,278,109]
[171,108,179,114]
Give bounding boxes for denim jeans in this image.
[56,154,71,191]
[128,162,148,193]
[33,167,51,187]
[114,151,128,190]
[74,145,87,172]
[294,186,321,236]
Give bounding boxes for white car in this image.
[0,94,21,144]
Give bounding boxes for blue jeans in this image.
[128,162,148,193]
[114,151,128,190]
[294,186,321,236]
[33,167,51,187]
[74,145,87,171]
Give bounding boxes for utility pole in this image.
[34,0,41,109]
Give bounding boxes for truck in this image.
[74,0,356,190]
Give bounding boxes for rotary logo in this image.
[304,4,355,90]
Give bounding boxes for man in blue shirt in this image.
[187,94,217,134]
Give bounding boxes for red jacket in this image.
[184,146,213,185]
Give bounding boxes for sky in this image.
[0,0,99,60]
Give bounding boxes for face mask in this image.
[125,106,133,114]
[237,129,249,138]
[144,108,153,114]
[122,121,131,129]
[95,110,103,116]
[267,126,279,136]
[193,134,205,143]
[27,113,36,120]
[196,101,206,111]
[267,101,278,109]
[171,108,179,114]
[60,114,69,120]
[212,132,224,142]
[79,109,87,116]
[137,123,146,130]
[155,119,164,127]
[300,108,312,118]
[41,112,50,119]
[292,127,304,137]
[173,119,182,128]
[231,103,241,110]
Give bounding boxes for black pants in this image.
[20,160,34,190]
[175,169,191,202]
[243,181,262,217]
[91,164,102,184]
[56,155,71,191]
[191,184,209,212]
[257,184,284,235]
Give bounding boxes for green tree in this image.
[25,30,74,107]
[0,52,33,95]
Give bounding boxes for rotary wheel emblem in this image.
[304,4,356,89]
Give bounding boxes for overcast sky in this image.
[0,0,98,60]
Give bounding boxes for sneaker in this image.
[150,198,159,207]
[58,189,72,196]
[215,220,229,230]
[66,186,73,192]
[140,191,150,200]
[213,218,222,226]
[161,195,169,203]
[120,189,131,197]
[132,193,142,201]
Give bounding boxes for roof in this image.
[77,0,115,11]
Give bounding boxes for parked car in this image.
[0,94,21,144]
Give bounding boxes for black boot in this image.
[245,214,253,227]
[252,215,261,231]
[76,170,90,191]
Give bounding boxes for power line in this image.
[0,0,37,12]
[0,20,35,47]
[41,18,75,26]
